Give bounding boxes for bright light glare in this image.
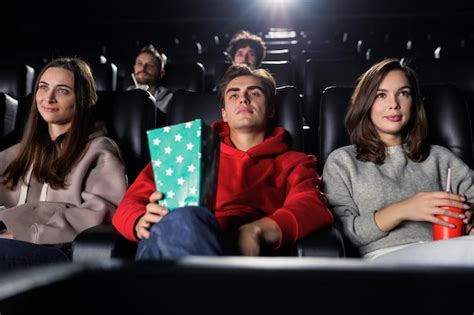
[259,0,297,6]
[256,0,300,25]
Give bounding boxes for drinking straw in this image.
[131,73,139,88]
[446,167,451,192]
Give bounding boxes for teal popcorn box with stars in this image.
[146,119,220,211]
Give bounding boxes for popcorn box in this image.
[146,119,220,210]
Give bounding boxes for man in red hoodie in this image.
[112,64,333,258]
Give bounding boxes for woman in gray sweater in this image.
[322,58,473,264]
[0,58,127,271]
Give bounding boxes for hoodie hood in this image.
[212,121,289,158]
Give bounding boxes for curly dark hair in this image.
[227,30,266,67]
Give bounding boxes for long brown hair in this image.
[345,58,429,164]
[2,57,98,189]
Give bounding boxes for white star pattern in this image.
[146,120,214,210]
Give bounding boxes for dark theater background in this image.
[1,1,474,314]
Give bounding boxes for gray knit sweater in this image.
[322,145,474,256]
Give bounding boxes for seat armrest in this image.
[72,222,137,262]
[73,223,345,260]
[296,226,345,257]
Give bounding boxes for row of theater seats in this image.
[7,55,474,117]
[161,30,474,63]
[0,69,472,264]
[0,60,296,143]
[71,81,472,261]
[0,61,204,144]
[85,30,474,91]
[26,27,470,84]
[51,84,470,194]
[0,61,204,98]
[1,50,474,315]
[0,59,294,105]
[3,57,474,159]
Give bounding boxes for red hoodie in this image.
[112,121,333,248]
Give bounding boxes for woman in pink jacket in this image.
[0,58,127,271]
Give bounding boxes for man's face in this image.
[134,52,162,85]
[232,46,258,68]
[221,75,270,133]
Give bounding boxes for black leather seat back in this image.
[213,62,231,89]
[264,49,291,62]
[92,62,118,91]
[0,93,18,138]
[167,86,304,151]
[317,86,353,173]
[415,59,474,93]
[0,63,35,99]
[167,90,220,126]
[261,61,295,87]
[415,59,474,135]
[272,85,304,151]
[0,93,33,150]
[162,63,205,92]
[304,59,372,132]
[94,89,157,182]
[423,84,473,168]
[318,84,474,174]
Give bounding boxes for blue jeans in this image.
[136,206,224,260]
[0,239,71,272]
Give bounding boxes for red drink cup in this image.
[433,206,465,240]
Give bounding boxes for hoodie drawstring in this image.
[16,166,49,206]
